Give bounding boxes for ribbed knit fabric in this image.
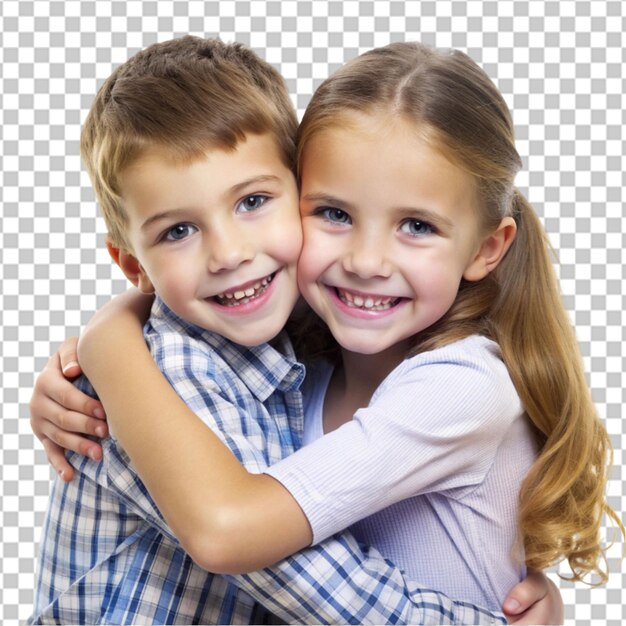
[267,335,538,611]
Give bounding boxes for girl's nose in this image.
[342,233,393,279]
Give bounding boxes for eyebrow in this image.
[229,174,284,197]
[301,193,353,211]
[302,193,455,229]
[140,174,284,232]
[141,208,193,232]
[393,207,455,230]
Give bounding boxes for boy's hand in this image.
[30,338,108,482]
[503,570,563,624]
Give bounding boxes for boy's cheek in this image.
[295,252,317,292]
[281,221,304,265]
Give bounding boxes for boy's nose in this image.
[206,228,254,273]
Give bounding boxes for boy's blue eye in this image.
[237,194,268,213]
[400,219,433,237]
[320,207,351,224]
[163,223,197,241]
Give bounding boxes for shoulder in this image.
[145,311,224,375]
[141,318,246,417]
[371,335,522,433]
[381,335,512,394]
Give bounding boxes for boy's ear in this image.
[463,217,517,282]
[106,239,155,294]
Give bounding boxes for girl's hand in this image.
[503,570,563,624]
[30,338,108,482]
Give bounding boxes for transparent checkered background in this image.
[1,1,624,624]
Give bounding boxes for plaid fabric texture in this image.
[28,298,504,625]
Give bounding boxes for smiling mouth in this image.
[213,272,277,306]
[335,287,401,311]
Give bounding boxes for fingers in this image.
[33,354,105,419]
[50,427,104,461]
[37,411,105,460]
[41,438,76,482]
[59,382,106,421]
[30,346,108,482]
[36,408,109,441]
[33,407,107,481]
[502,569,547,615]
[504,571,563,625]
[40,436,103,481]
[57,336,81,378]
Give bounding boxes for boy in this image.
[29,36,557,624]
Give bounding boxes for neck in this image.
[322,339,411,436]
[340,340,410,400]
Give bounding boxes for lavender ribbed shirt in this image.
[265,335,538,610]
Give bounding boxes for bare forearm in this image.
[78,300,311,572]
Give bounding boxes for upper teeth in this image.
[217,276,271,302]
[338,289,397,310]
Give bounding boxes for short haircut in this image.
[81,36,298,250]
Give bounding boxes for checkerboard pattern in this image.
[1,1,624,624]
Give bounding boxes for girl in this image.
[33,41,621,611]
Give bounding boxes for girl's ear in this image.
[463,217,517,282]
[106,239,156,294]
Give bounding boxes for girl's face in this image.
[297,112,489,357]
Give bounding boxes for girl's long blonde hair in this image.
[296,41,624,582]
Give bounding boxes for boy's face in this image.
[115,133,302,347]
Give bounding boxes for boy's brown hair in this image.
[81,36,298,251]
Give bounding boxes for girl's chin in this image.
[329,330,395,356]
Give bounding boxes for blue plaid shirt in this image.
[29,297,505,625]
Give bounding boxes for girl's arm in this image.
[37,299,564,623]
[79,303,518,575]
[69,292,561,625]
[77,288,312,573]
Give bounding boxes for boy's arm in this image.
[229,539,508,625]
[229,559,563,624]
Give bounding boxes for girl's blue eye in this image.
[320,207,351,224]
[163,223,197,241]
[400,219,433,237]
[237,194,268,213]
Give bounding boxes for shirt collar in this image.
[152,297,305,402]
